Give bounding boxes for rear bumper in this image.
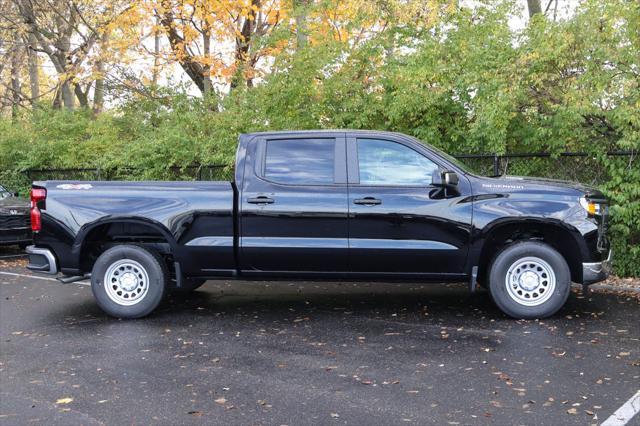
[582,250,612,285]
[26,245,58,275]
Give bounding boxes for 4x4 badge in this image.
[56,184,93,190]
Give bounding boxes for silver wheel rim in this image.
[104,259,150,306]
[505,256,556,307]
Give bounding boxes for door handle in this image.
[247,196,274,204]
[354,197,382,205]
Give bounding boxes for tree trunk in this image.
[52,85,62,109]
[10,47,22,119]
[93,75,105,113]
[26,33,40,106]
[152,16,160,88]
[294,0,310,49]
[527,0,542,18]
[232,0,260,89]
[74,83,89,108]
[93,32,109,113]
[159,0,206,93]
[61,81,75,109]
[202,24,212,95]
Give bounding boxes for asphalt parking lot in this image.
[1,252,639,425]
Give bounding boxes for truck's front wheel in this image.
[488,241,571,319]
[91,245,168,319]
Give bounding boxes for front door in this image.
[239,133,349,274]
[347,136,472,276]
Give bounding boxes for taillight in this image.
[30,188,46,232]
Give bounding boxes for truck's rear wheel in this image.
[488,241,570,319]
[91,245,168,319]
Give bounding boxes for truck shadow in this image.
[48,280,600,325]
[41,280,508,327]
[160,280,500,321]
[155,280,604,325]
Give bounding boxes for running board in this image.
[57,274,91,284]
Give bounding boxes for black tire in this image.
[488,241,571,319]
[171,278,207,293]
[91,245,168,319]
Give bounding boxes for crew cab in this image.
[26,130,611,319]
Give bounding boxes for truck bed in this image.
[33,180,236,276]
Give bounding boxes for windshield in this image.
[0,185,10,199]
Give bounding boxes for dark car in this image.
[25,130,611,319]
[0,185,32,248]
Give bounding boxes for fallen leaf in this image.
[56,397,73,405]
[214,398,227,405]
[567,408,577,415]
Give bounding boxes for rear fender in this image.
[72,217,180,270]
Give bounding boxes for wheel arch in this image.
[474,218,587,284]
[72,217,179,274]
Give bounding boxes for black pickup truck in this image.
[26,130,611,319]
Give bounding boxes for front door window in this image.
[357,138,438,186]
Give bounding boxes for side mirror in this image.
[431,170,459,188]
[13,192,19,197]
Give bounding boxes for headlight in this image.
[580,197,605,216]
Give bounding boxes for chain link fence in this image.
[455,151,635,186]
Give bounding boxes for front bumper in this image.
[582,250,612,285]
[26,245,58,275]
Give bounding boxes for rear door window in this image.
[264,138,335,185]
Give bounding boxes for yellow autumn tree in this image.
[135,0,288,94]
[111,0,457,97]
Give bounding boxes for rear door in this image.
[239,133,349,274]
[347,135,472,276]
